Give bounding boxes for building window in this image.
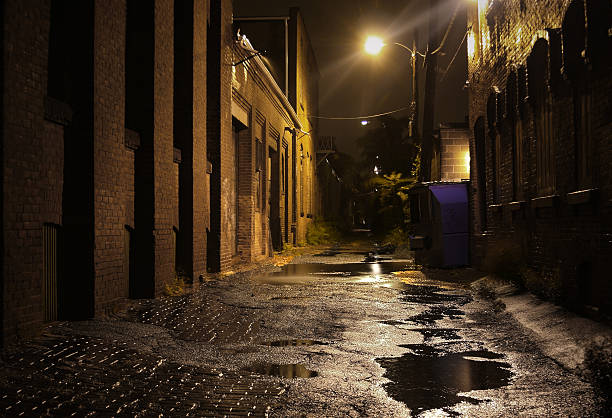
[528,39,555,196]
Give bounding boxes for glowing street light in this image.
[364,36,385,55]
[364,35,420,138]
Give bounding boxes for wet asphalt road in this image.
[0,241,605,416]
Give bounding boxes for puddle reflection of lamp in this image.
[371,263,381,275]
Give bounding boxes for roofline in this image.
[235,36,303,131]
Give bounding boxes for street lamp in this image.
[364,36,385,55]
[364,36,420,138]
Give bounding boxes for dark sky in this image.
[233,0,468,158]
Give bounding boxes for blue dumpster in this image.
[408,182,469,267]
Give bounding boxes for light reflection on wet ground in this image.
[254,261,416,287]
[2,240,600,416]
[378,345,513,415]
[261,339,329,347]
[256,247,515,414]
[244,363,319,378]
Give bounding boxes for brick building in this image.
[432,122,471,183]
[1,0,318,344]
[466,0,611,312]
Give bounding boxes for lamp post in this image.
[364,3,440,184]
[364,36,419,138]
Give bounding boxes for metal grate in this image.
[43,223,60,321]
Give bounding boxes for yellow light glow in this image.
[465,151,471,170]
[364,36,385,55]
[467,30,476,57]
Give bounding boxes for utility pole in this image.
[409,32,418,138]
[419,0,439,183]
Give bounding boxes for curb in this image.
[472,276,612,377]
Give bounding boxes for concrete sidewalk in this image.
[473,276,612,379]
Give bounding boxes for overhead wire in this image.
[440,27,469,81]
[308,106,412,121]
[310,2,464,122]
[430,2,461,55]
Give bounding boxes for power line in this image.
[431,2,461,55]
[309,106,412,121]
[440,28,469,82]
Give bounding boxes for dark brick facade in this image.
[466,0,612,312]
[0,0,208,344]
[209,6,319,268]
[1,0,318,343]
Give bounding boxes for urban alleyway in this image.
[0,237,607,417]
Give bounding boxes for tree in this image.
[356,115,421,233]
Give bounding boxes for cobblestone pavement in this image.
[0,243,607,416]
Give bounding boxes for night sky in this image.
[234,0,469,158]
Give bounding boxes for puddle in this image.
[377,345,512,414]
[314,250,340,257]
[400,285,472,305]
[244,363,318,378]
[255,262,414,285]
[407,306,466,325]
[362,254,392,262]
[262,339,328,347]
[412,328,462,341]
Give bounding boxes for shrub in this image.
[306,220,342,245]
[382,227,411,248]
[164,275,185,296]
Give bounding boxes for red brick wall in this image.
[2,1,55,341]
[290,8,318,244]
[1,0,212,343]
[93,0,129,315]
[192,0,208,281]
[467,0,612,310]
[228,5,321,263]
[152,0,176,295]
[439,127,470,182]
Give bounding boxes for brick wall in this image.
[192,0,208,281]
[1,0,211,343]
[174,0,208,282]
[230,57,297,263]
[93,0,128,315]
[3,1,54,341]
[225,4,320,264]
[439,126,470,182]
[290,8,318,244]
[467,0,612,311]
